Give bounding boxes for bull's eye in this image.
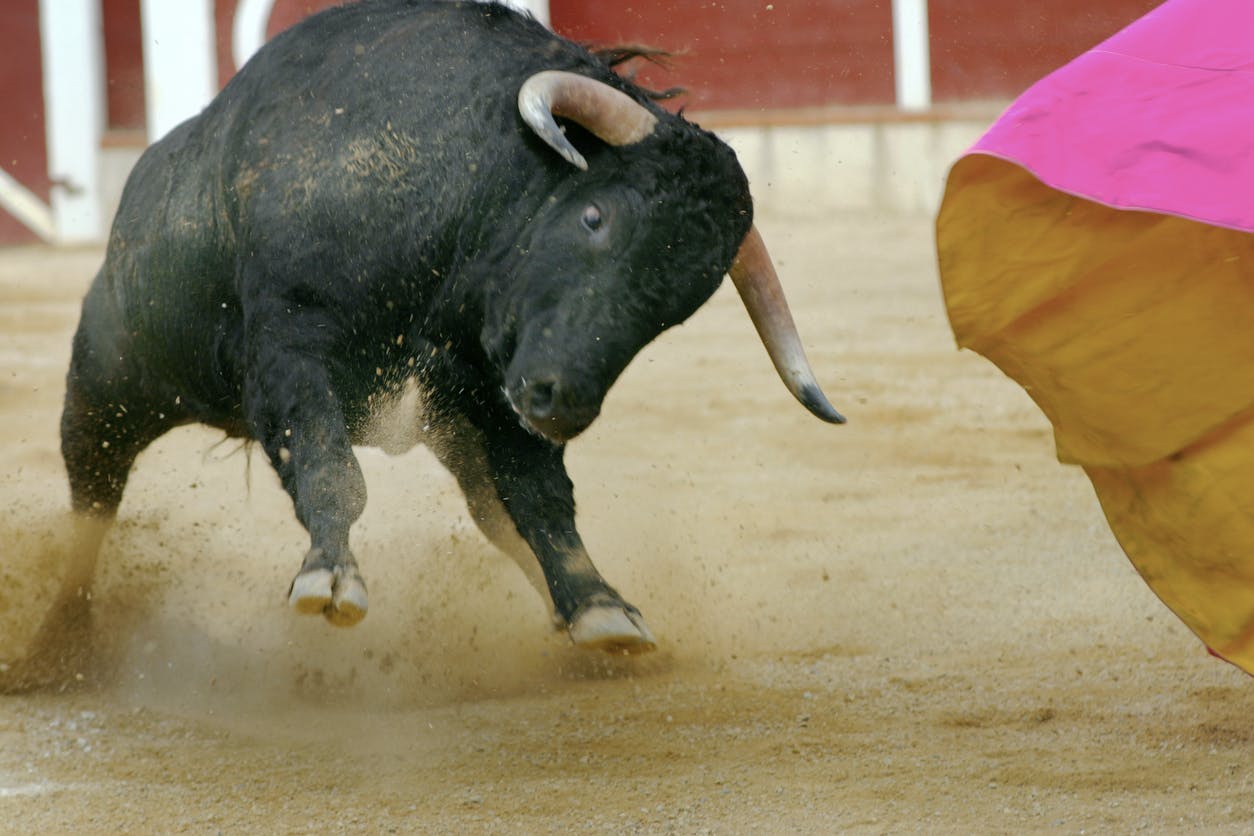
[581,205,603,232]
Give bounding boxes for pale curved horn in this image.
[729,226,845,424]
[518,70,659,170]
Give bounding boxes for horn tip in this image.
[799,384,846,424]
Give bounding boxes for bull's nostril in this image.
[510,376,599,442]
[525,380,556,421]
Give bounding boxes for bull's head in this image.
[493,70,843,443]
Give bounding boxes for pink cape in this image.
[937,0,1254,675]
[970,0,1254,233]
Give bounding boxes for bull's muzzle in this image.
[507,375,601,443]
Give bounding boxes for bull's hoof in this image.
[288,568,334,615]
[568,603,656,654]
[288,567,368,627]
[327,572,368,627]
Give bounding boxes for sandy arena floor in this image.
[0,213,1250,832]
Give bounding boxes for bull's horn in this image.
[518,70,659,170]
[729,225,845,424]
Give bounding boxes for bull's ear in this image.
[729,226,845,425]
[518,71,658,170]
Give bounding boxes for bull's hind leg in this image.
[60,367,181,588]
[11,362,185,688]
[428,407,655,654]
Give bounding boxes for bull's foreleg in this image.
[437,414,655,653]
[243,341,368,627]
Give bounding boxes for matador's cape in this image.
[937,0,1254,674]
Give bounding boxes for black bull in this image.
[59,0,843,653]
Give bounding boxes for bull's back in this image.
[212,1,594,248]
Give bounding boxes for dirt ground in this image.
[0,212,1249,833]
